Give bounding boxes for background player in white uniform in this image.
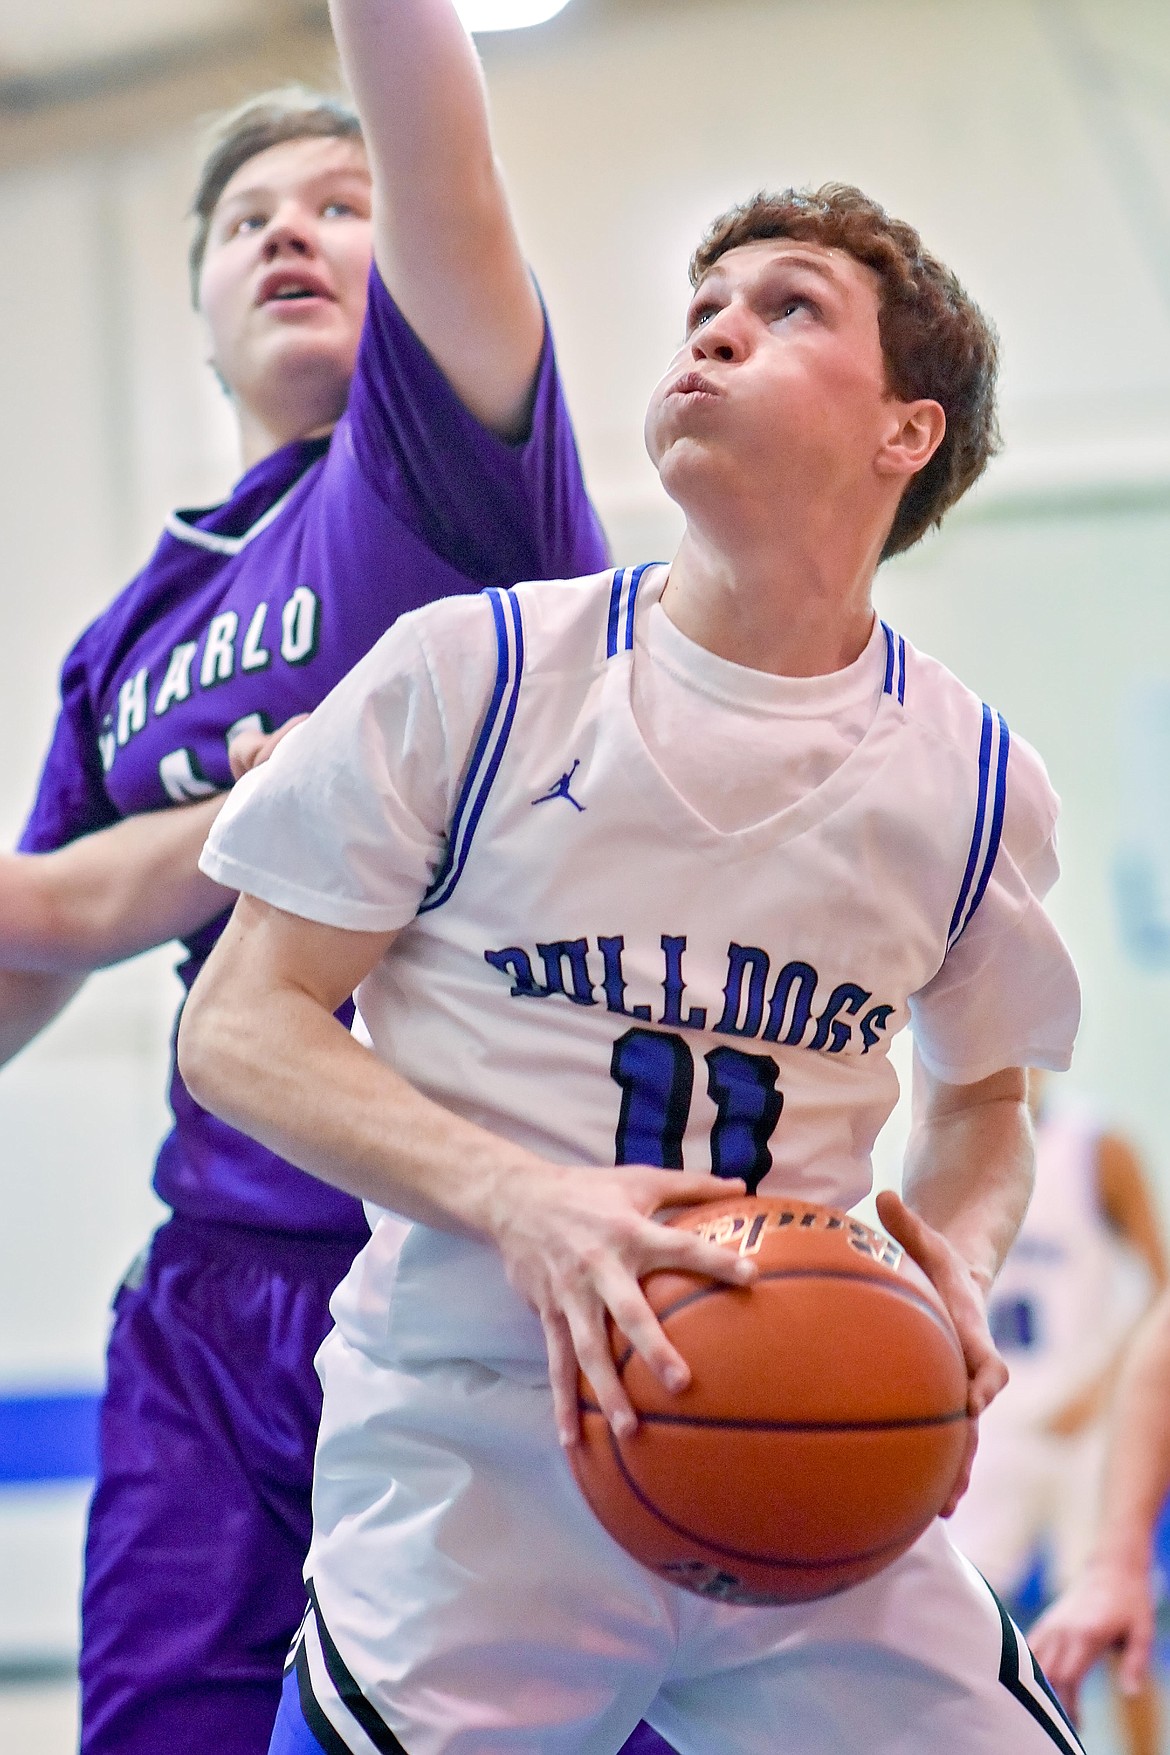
[180,186,1082,1754]
[1032,1242,1170,1729]
[948,1073,1167,1754]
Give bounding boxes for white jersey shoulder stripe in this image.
[419,586,525,914]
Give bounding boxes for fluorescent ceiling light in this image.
[455,0,573,30]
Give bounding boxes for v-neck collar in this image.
[613,564,906,850]
[164,435,331,556]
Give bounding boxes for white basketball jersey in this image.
[305,565,1073,1375]
[986,1109,1124,1419]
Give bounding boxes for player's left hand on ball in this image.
[875,1188,1007,1509]
[228,714,309,780]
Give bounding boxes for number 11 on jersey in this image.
[610,1027,783,1193]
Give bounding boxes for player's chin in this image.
[252,331,357,404]
[654,439,746,512]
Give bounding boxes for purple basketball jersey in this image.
[22,266,608,1237]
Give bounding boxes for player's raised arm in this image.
[328,0,545,436]
[0,797,231,976]
[876,1055,1031,1503]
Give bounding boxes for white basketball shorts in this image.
[280,1331,1083,1755]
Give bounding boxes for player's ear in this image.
[203,348,232,399]
[875,399,946,483]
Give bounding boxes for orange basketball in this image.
[570,1194,970,1605]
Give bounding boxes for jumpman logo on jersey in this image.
[531,759,586,813]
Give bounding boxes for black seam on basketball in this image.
[600,1422,922,1572]
[308,1580,411,1753]
[577,1398,966,1432]
[611,1269,959,1373]
[986,1579,1085,1754]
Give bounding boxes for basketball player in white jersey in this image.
[948,1073,1166,1753]
[179,186,1083,1753]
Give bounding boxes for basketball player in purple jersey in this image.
[8,1,616,1748]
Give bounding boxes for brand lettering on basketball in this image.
[660,1561,781,1607]
[688,1207,901,1269]
[847,1222,903,1270]
[482,934,897,1058]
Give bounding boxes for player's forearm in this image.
[328,0,543,433]
[179,953,544,1237]
[0,800,232,973]
[901,1067,1031,1293]
[331,0,496,226]
[0,969,85,1066]
[1084,1293,1170,1571]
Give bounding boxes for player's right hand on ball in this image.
[491,1166,756,1448]
[1029,1556,1155,1722]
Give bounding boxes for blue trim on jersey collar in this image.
[606,563,658,658]
[419,588,525,914]
[880,622,906,704]
[948,704,1011,948]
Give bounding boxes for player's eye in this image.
[322,201,358,219]
[229,212,267,238]
[687,303,720,335]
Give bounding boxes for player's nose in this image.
[261,205,316,259]
[690,302,752,365]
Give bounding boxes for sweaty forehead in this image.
[216,135,370,209]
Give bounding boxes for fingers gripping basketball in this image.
[569,1195,970,1605]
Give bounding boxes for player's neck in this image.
[237,406,337,471]
[661,525,878,679]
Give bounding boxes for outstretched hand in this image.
[875,1188,1008,1515]
[1030,1560,1155,1723]
[493,1166,755,1447]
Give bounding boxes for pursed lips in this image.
[668,370,720,399]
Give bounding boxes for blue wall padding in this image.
[0,1391,100,1484]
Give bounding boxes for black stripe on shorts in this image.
[294,1638,355,1755]
[989,1583,1085,1754]
[308,1578,411,1754]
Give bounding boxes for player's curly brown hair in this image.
[188,87,364,305]
[691,185,1001,560]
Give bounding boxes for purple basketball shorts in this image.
[79,1215,361,1755]
[79,1212,676,1755]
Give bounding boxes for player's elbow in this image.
[177,957,252,1120]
